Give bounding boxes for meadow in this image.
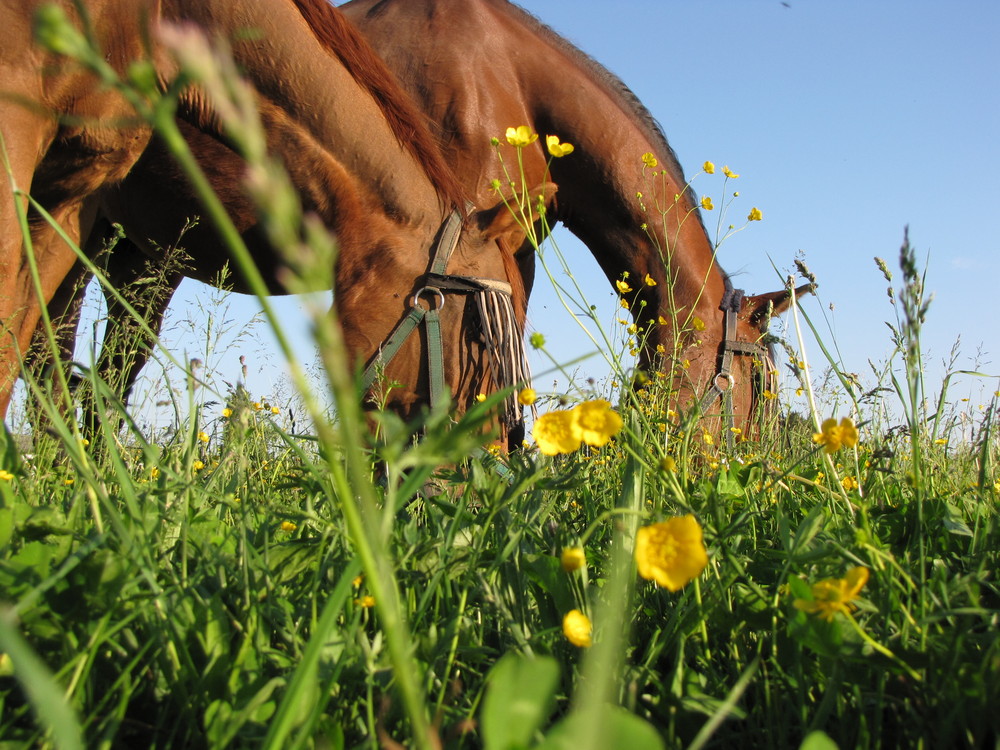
[1,8,999,749]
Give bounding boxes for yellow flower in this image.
[691,316,706,331]
[150,467,160,479]
[703,161,715,174]
[702,432,714,446]
[620,298,630,310]
[723,165,739,178]
[573,400,623,448]
[793,566,869,622]
[476,393,488,403]
[700,196,714,211]
[533,410,582,456]
[280,521,297,532]
[271,406,280,415]
[193,460,204,471]
[252,402,262,411]
[635,515,709,592]
[659,456,677,472]
[355,595,376,608]
[505,125,538,147]
[532,400,623,456]
[546,135,574,157]
[658,315,668,326]
[747,207,763,221]
[560,547,587,572]
[615,279,633,294]
[813,417,859,454]
[934,438,947,445]
[222,408,232,418]
[562,609,593,648]
[518,388,537,406]
[0,469,12,481]
[644,273,657,287]
[841,475,859,491]
[197,431,210,443]
[642,152,658,168]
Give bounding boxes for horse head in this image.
[676,282,813,443]
[343,183,558,449]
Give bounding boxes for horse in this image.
[4,0,551,443]
[47,0,806,439]
[340,0,811,434]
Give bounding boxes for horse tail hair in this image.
[289,0,466,210]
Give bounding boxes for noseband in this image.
[361,209,531,430]
[697,286,773,448]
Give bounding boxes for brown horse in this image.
[50,0,805,436]
[340,0,810,432]
[5,0,549,438]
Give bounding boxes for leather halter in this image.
[360,209,526,426]
[696,285,772,448]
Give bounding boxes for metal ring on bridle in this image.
[412,286,445,311]
[714,372,735,392]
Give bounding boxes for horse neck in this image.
[506,7,725,320]
[165,0,451,251]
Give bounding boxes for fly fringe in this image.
[475,282,535,428]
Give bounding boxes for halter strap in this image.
[361,210,464,405]
[697,287,770,449]
[361,209,531,429]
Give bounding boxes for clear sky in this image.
[512,0,1000,407]
[24,0,998,427]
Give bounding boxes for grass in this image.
[2,8,999,749]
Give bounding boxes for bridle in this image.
[696,285,775,448]
[361,209,531,432]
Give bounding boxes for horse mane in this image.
[500,1,710,233]
[497,237,527,327]
[288,0,466,210]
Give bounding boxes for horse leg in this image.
[81,241,181,437]
[20,256,95,435]
[0,112,83,418]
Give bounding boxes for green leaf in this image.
[536,706,665,750]
[942,503,973,537]
[788,505,826,557]
[0,507,13,549]
[800,729,840,750]
[481,653,560,750]
[0,607,84,750]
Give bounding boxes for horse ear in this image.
[475,182,558,242]
[745,283,815,326]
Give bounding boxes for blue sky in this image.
[27,1,999,426]
[512,0,1000,404]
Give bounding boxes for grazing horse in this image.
[49,0,805,436]
[340,0,809,432]
[4,0,549,441]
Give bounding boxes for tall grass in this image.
[2,7,999,749]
